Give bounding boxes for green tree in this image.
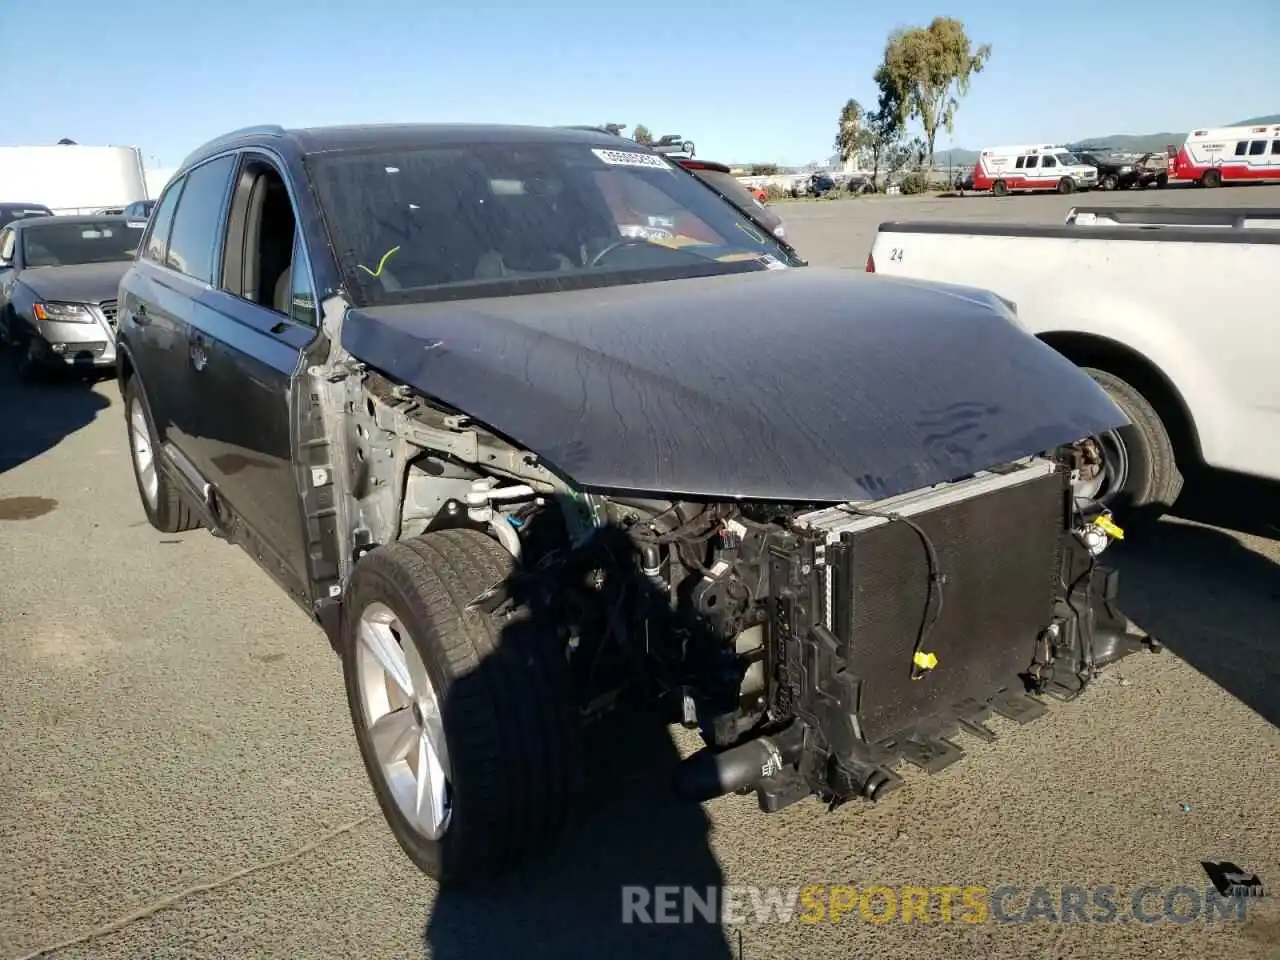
[834,98,866,165]
[749,163,779,176]
[874,17,991,177]
[863,105,904,190]
[906,136,928,167]
[835,96,904,190]
[631,124,654,145]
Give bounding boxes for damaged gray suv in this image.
[116,122,1154,886]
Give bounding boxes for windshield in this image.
[305,140,799,307]
[21,220,143,267]
[1058,152,1083,165]
[686,167,783,233]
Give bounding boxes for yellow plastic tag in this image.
[1094,515,1125,540]
[913,651,938,671]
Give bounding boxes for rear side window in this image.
[165,155,236,284]
[1025,156,1039,169]
[1015,157,1025,168]
[1272,141,1280,155]
[144,179,183,264]
[1234,142,1248,156]
[1248,140,1266,156]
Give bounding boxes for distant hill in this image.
[931,113,1279,168]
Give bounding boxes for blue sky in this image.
[8,0,1279,170]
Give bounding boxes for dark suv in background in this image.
[0,202,54,228]
[1074,149,1141,191]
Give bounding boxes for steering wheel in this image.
[587,237,659,268]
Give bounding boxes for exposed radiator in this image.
[794,460,1066,743]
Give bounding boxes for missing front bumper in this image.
[677,457,1156,812]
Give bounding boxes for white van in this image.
[970,144,1098,196]
[1167,124,1280,187]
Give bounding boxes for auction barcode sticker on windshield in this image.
[591,148,672,170]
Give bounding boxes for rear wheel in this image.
[1079,367,1183,527]
[124,375,200,533]
[343,528,583,886]
[1058,177,1076,194]
[1156,173,1169,189]
[1201,169,1222,188]
[992,180,1008,197]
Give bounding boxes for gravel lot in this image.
[2,185,1278,960]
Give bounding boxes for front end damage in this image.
[307,358,1153,817]
[301,278,1155,823]
[664,456,1154,812]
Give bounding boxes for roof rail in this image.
[180,124,286,168]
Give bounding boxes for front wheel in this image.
[343,528,583,886]
[1099,174,1117,191]
[1078,367,1184,527]
[11,334,47,382]
[1058,177,1076,194]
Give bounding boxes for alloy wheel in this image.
[355,601,453,840]
[129,399,160,510]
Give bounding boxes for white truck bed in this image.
[867,210,1280,486]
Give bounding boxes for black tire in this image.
[1100,174,1117,191]
[1201,169,1222,188]
[123,374,200,533]
[343,528,583,886]
[1156,173,1169,189]
[1083,367,1183,526]
[992,179,1008,197]
[11,334,48,382]
[1058,177,1076,195]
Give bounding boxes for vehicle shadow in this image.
[423,522,736,960]
[1110,469,1280,727]
[0,357,112,475]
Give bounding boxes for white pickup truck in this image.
[867,206,1280,524]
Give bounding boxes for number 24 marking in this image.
[888,248,904,261]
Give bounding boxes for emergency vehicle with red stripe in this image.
[1167,124,1280,188]
[970,144,1099,196]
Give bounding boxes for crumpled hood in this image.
[19,261,129,303]
[342,267,1127,502]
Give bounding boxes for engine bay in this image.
[322,371,1152,813]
